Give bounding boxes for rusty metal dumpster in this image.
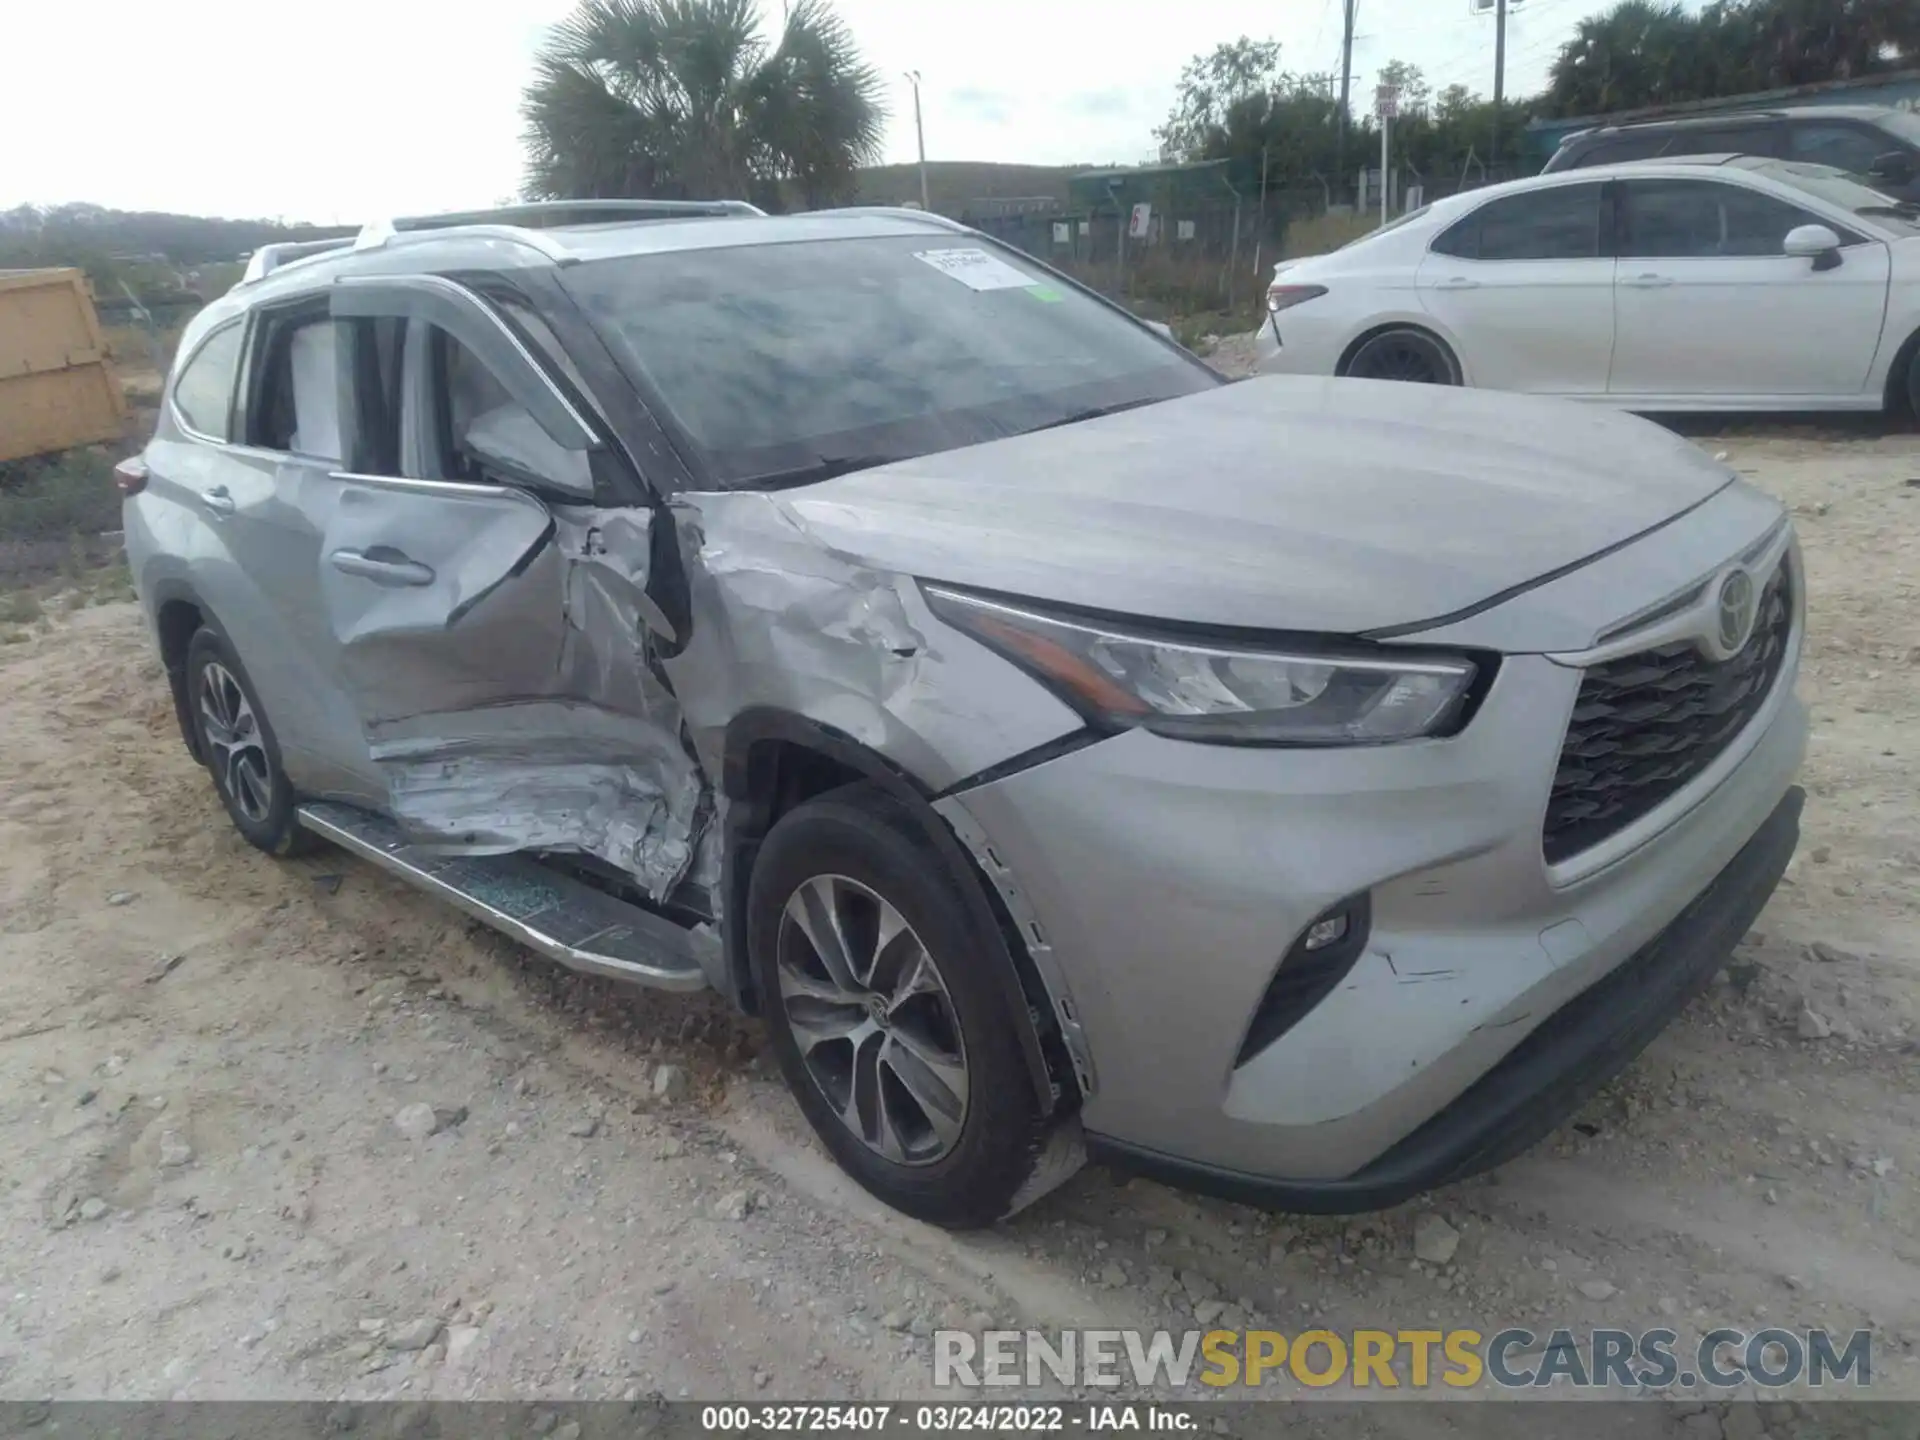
[0,268,127,464]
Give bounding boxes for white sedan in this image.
[1254,155,1920,414]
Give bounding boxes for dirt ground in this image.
[1,394,1917,1420]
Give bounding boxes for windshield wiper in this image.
[743,454,900,490]
[1023,395,1168,436]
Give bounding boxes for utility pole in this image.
[1490,0,1508,179]
[905,71,930,211]
[1335,0,1359,202]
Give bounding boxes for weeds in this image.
[1281,211,1379,259]
[0,451,122,543]
[0,590,43,626]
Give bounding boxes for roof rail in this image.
[389,199,764,232]
[1608,108,1788,132]
[238,200,765,287]
[800,205,973,233]
[239,237,354,285]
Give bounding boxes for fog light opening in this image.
[1233,893,1373,1068]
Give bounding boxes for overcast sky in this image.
[3,0,1597,222]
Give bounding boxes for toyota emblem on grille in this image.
[1714,567,1757,657]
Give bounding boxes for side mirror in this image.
[1870,150,1916,184]
[1145,319,1176,342]
[1783,223,1843,271]
[461,402,594,497]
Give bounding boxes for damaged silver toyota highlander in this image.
[121,200,1806,1227]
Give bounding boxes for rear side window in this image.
[249,315,344,462]
[170,322,245,440]
[1572,134,1672,166]
[1681,124,1779,157]
[1432,184,1604,260]
[1787,123,1892,176]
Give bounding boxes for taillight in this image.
[113,456,149,496]
[1267,283,1328,313]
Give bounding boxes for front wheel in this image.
[748,783,1057,1228]
[1344,328,1461,385]
[185,627,313,857]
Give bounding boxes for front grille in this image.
[1544,562,1792,864]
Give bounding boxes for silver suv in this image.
[121,200,1806,1227]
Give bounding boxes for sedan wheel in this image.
[1346,329,1459,385]
[775,873,970,1165]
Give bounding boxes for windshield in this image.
[1882,110,1920,148]
[1754,159,1920,235]
[561,234,1215,489]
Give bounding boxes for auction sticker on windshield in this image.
[913,247,1039,291]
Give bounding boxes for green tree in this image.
[1156,38,1285,161]
[1542,0,1917,117]
[521,0,887,210]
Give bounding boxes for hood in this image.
[776,376,1736,636]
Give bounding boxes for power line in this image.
[1310,0,1335,63]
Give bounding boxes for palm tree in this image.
[1545,0,1706,115]
[522,0,887,210]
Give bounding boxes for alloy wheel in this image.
[1348,333,1453,384]
[775,874,970,1166]
[197,660,273,824]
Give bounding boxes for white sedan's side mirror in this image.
[1145,319,1176,342]
[1783,223,1843,271]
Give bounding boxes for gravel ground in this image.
[1,385,1916,1420]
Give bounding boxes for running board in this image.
[297,801,713,992]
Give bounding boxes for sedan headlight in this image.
[923,584,1479,746]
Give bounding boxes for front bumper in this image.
[1086,783,1800,1211]
[934,639,1806,1192]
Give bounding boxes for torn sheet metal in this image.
[345,503,712,905]
[367,699,704,901]
[660,491,1082,792]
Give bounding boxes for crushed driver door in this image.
[318,274,600,727]
[313,275,706,903]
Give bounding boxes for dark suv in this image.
[1543,105,1920,201]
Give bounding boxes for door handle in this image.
[1433,277,1479,291]
[1622,273,1673,288]
[200,486,235,517]
[329,547,435,587]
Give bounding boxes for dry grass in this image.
[1281,210,1380,259]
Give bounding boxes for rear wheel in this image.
[185,627,313,857]
[1903,340,1920,420]
[1344,327,1460,385]
[748,783,1054,1228]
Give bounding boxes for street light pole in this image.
[1335,0,1359,201]
[905,70,930,211]
[1490,0,1508,177]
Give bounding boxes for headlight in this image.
[923,584,1479,746]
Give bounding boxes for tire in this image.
[1903,340,1920,421]
[1343,327,1461,385]
[184,627,314,857]
[748,783,1051,1228]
